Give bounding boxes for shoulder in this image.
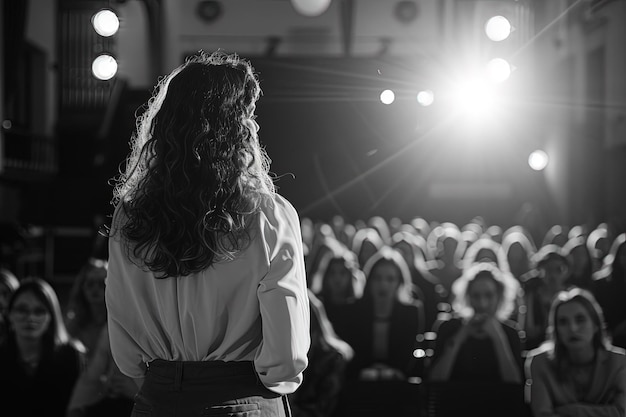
[54,341,86,367]
[605,345,626,362]
[520,272,543,290]
[259,193,300,227]
[256,193,304,261]
[433,316,463,335]
[394,302,422,320]
[525,343,552,368]
[501,319,522,335]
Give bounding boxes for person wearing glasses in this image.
[0,277,85,417]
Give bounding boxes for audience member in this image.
[426,223,465,297]
[461,237,524,324]
[0,267,20,344]
[587,224,610,272]
[331,215,356,250]
[305,223,343,280]
[391,230,448,331]
[461,237,510,273]
[525,287,626,417]
[521,244,572,350]
[64,258,108,360]
[289,291,353,417]
[334,246,424,381]
[309,246,365,328]
[66,326,137,417]
[351,227,385,268]
[562,235,594,290]
[428,262,523,383]
[501,226,537,282]
[367,216,392,246]
[0,277,85,417]
[592,233,626,348]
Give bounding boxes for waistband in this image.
[144,360,270,394]
[147,359,256,376]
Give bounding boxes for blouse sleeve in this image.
[106,205,151,379]
[254,194,311,395]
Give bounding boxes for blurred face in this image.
[369,263,401,303]
[467,275,500,317]
[569,246,589,274]
[507,243,529,277]
[9,292,51,341]
[324,260,352,301]
[83,267,106,306]
[540,259,568,289]
[556,301,597,351]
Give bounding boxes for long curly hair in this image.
[111,51,275,278]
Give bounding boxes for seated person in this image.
[0,277,85,417]
[429,262,523,383]
[333,246,424,381]
[308,247,364,328]
[66,326,137,417]
[288,291,353,417]
[521,245,572,350]
[525,287,626,417]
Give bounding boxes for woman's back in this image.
[107,192,310,394]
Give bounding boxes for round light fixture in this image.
[290,0,332,17]
[92,9,120,37]
[92,54,118,80]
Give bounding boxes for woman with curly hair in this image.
[105,50,310,417]
[524,288,626,417]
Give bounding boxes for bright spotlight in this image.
[380,89,395,105]
[290,0,331,17]
[92,9,120,37]
[452,78,495,120]
[92,54,118,80]
[417,90,435,107]
[485,16,512,42]
[528,150,549,171]
[486,58,511,83]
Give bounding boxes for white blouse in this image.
[105,193,310,395]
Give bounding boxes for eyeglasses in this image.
[11,305,50,319]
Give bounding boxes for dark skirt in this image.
[131,360,290,417]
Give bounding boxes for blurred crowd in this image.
[1,214,626,417]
